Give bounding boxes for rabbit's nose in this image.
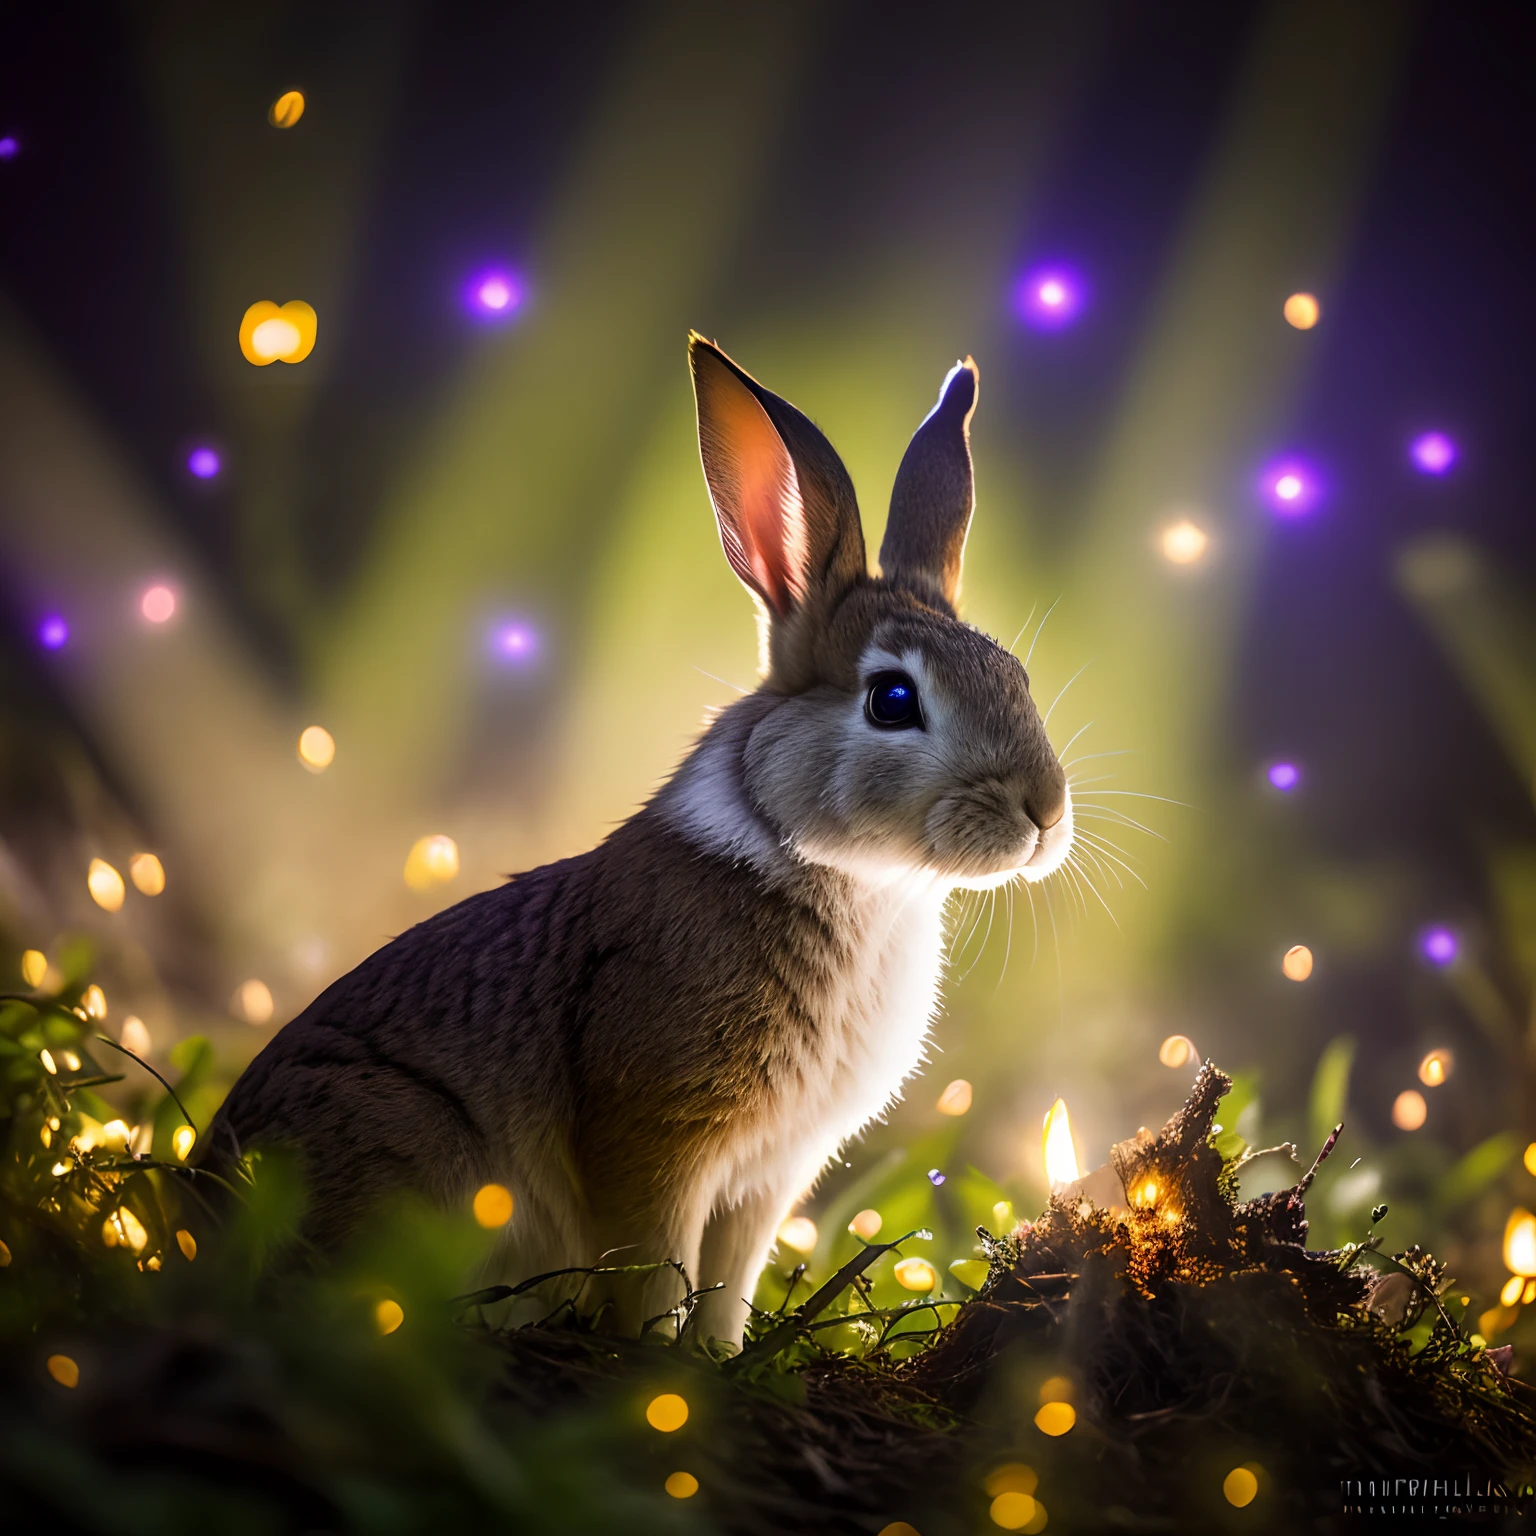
[1026,763,1068,832]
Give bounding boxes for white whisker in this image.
[1023,595,1061,673]
[1007,603,1038,658]
[1042,660,1092,728]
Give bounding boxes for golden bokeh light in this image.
[1042,1097,1081,1187]
[1159,519,1208,565]
[239,300,318,366]
[1418,1049,1452,1087]
[1526,1143,1536,1178]
[1281,944,1313,981]
[404,834,460,891]
[87,858,125,912]
[664,1471,699,1499]
[1034,1401,1075,1436]
[172,1124,196,1160]
[1505,1209,1536,1276]
[985,1464,1038,1498]
[101,1119,132,1152]
[989,1491,1037,1530]
[1283,291,1321,329]
[233,978,275,1025]
[777,1215,817,1253]
[176,1229,197,1261]
[472,1183,515,1228]
[39,1049,57,1076]
[1392,1089,1427,1131]
[992,1201,1015,1230]
[646,1392,689,1432]
[0,1239,10,1265]
[936,1078,973,1115]
[948,1259,989,1290]
[1501,1274,1523,1307]
[81,984,106,1019]
[1224,1465,1260,1507]
[298,725,336,772]
[1038,1375,1073,1404]
[375,1299,405,1335]
[893,1257,937,1293]
[1158,1033,1198,1068]
[120,1016,152,1056]
[269,89,305,128]
[46,1354,79,1389]
[129,852,165,895]
[20,949,47,987]
[849,1208,883,1240]
[877,1525,922,1536]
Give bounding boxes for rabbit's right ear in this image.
[690,335,865,625]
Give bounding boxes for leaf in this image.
[1309,1037,1355,1154]
[1435,1133,1519,1212]
[948,1259,989,1291]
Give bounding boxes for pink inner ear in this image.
[697,363,808,617]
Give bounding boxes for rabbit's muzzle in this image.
[924,765,1071,885]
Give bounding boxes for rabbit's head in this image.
[688,335,1071,891]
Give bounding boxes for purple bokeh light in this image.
[491,620,539,663]
[38,614,68,651]
[1266,761,1301,792]
[465,268,523,321]
[187,446,221,480]
[1419,926,1458,967]
[0,137,17,161]
[1410,431,1457,475]
[1259,458,1322,518]
[1014,266,1085,329]
[927,1168,946,1186]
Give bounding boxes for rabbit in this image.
[204,334,1073,1347]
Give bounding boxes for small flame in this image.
[1042,1098,1081,1188]
[1505,1209,1536,1277]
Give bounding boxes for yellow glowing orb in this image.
[1224,1465,1260,1507]
[81,984,107,1020]
[992,1201,1015,1230]
[777,1215,817,1254]
[239,300,317,366]
[1283,292,1320,329]
[172,1124,196,1161]
[1281,944,1313,981]
[1392,1089,1427,1131]
[128,851,165,896]
[120,1016,152,1056]
[1160,520,1208,565]
[269,89,305,128]
[404,834,460,891]
[1502,1274,1524,1307]
[849,1208,883,1240]
[949,1259,989,1291]
[985,1463,1038,1497]
[298,725,336,772]
[101,1119,132,1152]
[375,1299,404,1335]
[234,978,275,1025]
[1505,1209,1536,1276]
[88,858,125,912]
[990,1491,1037,1530]
[1418,1049,1452,1087]
[177,1228,197,1261]
[877,1525,922,1536]
[46,1354,79,1389]
[893,1257,937,1293]
[1039,1375,1073,1405]
[646,1393,688,1432]
[936,1078,973,1115]
[1526,1142,1536,1178]
[1034,1400,1075,1436]
[39,1049,57,1076]
[1158,1034,1197,1068]
[1042,1097,1080,1187]
[473,1183,515,1228]
[0,1239,10,1265]
[664,1472,699,1499]
[20,949,47,987]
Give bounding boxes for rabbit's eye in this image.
[865,672,923,730]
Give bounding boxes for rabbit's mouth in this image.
[1020,789,1074,882]
[924,784,1074,889]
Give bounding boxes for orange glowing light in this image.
[1502,1275,1524,1307]
[20,949,46,987]
[1505,1209,1536,1276]
[1159,1034,1198,1068]
[404,834,459,891]
[1281,944,1314,981]
[120,1016,152,1056]
[1283,292,1321,329]
[646,1393,688,1432]
[664,1472,699,1499]
[46,1354,79,1388]
[269,90,305,128]
[1160,520,1209,565]
[985,1464,1038,1498]
[473,1183,515,1228]
[1392,1089,1427,1131]
[936,1078,973,1115]
[375,1299,404,1335]
[777,1216,817,1254]
[894,1257,937,1293]
[298,725,335,771]
[1526,1142,1536,1178]
[849,1208,883,1240]
[239,300,317,366]
[1042,1098,1081,1187]
[81,984,106,1020]
[176,1229,197,1261]
[1224,1466,1260,1507]
[233,979,275,1025]
[87,858,125,912]
[172,1124,196,1160]
[1418,1049,1452,1087]
[129,852,165,895]
[989,1491,1038,1530]
[1034,1401,1075,1436]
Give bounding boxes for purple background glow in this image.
[0,137,17,160]
[1014,265,1085,329]
[465,268,523,320]
[1259,457,1323,517]
[1266,762,1301,791]
[1419,926,1458,966]
[38,614,68,650]
[187,446,221,480]
[1410,431,1457,475]
[491,621,539,662]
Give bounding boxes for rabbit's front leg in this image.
[691,1184,798,1348]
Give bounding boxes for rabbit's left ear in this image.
[879,358,979,612]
